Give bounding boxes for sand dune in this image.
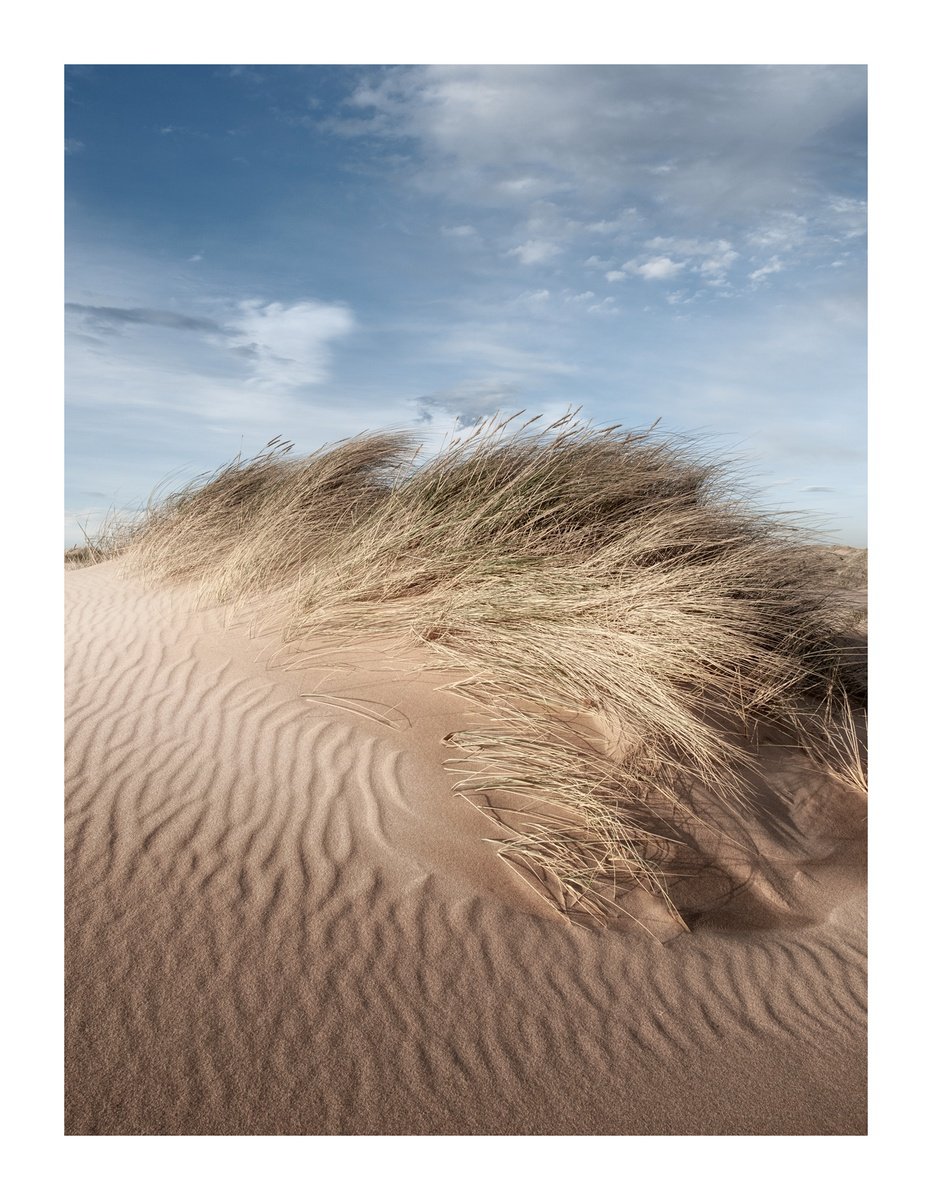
[65,561,866,1135]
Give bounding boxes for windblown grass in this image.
[111,413,866,925]
[65,545,102,569]
[65,506,138,567]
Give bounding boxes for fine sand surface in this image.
[65,562,866,1135]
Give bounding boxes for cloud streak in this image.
[65,303,226,335]
[66,298,356,392]
[335,66,864,219]
[413,379,521,425]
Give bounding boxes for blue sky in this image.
[65,64,866,545]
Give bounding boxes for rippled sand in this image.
[65,563,866,1135]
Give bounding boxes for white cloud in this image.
[625,256,685,281]
[748,213,808,251]
[700,249,739,276]
[325,66,864,289]
[335,66,864,227]
[506,239,561,266]
[694,243,739,285]
[605,270,625,282]
[749,257,784,285]
[441,224,477,238]
[497,176,550,196]
[646,236,735,258]
[515,289,551,305]
[826,196,867,240]
[229,299,355,388]
[587,216,635,235]
[66,287,358,426]
[639,237,738,285]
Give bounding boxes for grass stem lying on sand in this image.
[92,414,867,924]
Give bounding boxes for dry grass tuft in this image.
[106,413,866,925]
[65,507,137,568]
[65,545,101,569]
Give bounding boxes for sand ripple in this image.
[65,564,866,1134]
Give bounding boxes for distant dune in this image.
[65,418,866,1134]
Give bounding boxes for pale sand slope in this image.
[65,563,866,1135]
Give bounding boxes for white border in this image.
[9,0,923,1183]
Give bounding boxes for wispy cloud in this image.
[226,65,265,84]
[333,66,864,225]
[506,239,562,266]
[228,300,355,388]
[413,379,521,425]
[66,298,355,391]
[323,65,864,306]
[749,257,784,286]
[157,124,208,139]
[65,303,226,335]
[624,256,685,281]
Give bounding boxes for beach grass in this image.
[72,413,867,923]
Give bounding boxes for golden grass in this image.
[65,545,102,568]
[91,414,867,924]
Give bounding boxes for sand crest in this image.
[65,562,866,1135]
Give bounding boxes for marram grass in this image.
[80,414,867,926]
